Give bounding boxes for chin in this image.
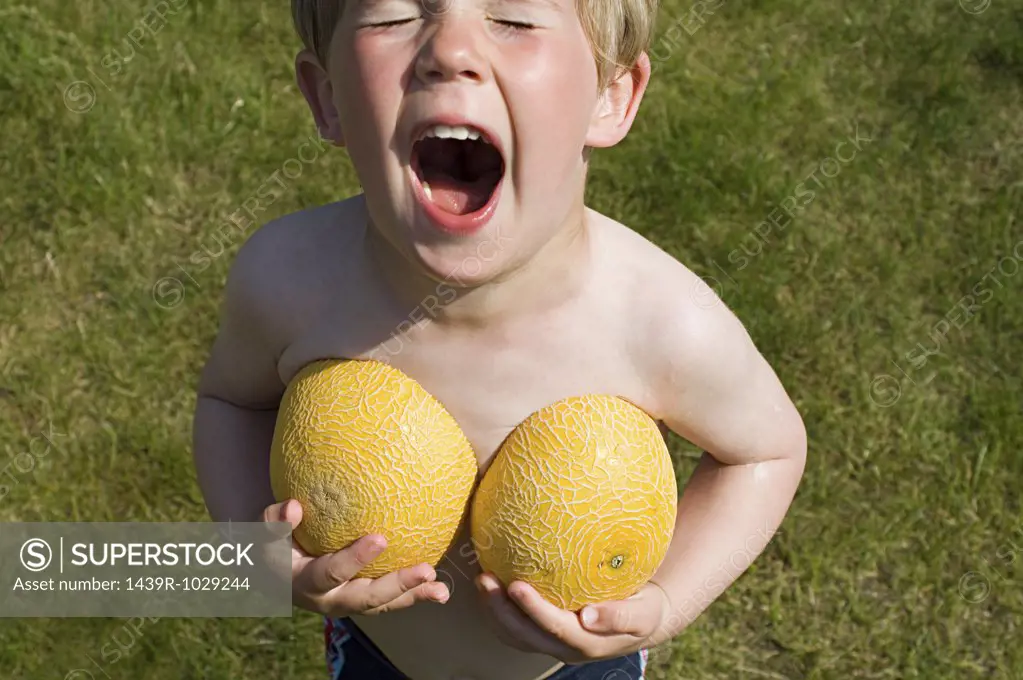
[407,234,511,288]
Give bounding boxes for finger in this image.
[578,596,658,637]
[475,575,542,652]
[251,500,299,583]
[477,575,570,658]
[351,562,440,611]
[262,498,302,526]
[259,500,310,576]
[581,582,671,638]
[261,499,306,557]
[505,580,591,648]
[363,580,450,615]
[304,534,387,594]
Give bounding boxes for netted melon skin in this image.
[471,394,677,611]
[270,359,478,579]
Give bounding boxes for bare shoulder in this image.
[230,197,364,294]
[197,196,367,405]
[592,211,805,464]
[225,196,366,338]
[589,210,749,363]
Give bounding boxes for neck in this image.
[363,198,593,330]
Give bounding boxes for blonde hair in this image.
[291,0,658,89]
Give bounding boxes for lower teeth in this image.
[422,181,433,201]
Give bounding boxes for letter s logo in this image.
[20,539,52,572]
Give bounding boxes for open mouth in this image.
[410,124,505,231]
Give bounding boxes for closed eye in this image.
[493,19,537,30]
[368,17,418,27]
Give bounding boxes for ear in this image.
[585,52,651,148]
[295,48,345,147]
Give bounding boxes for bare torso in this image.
[258,196,683,680]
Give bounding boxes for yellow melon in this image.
[470,395,677,610]
[270,359,478,578]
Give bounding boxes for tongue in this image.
[427,176,475,215]
[424,172,499,215]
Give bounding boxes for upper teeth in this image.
[419,124,485,142]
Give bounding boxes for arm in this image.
[192,230,288,524]
[191,222,450,615]
[193,398,280,523]
[641,285,807,645]
[473,269,806,662]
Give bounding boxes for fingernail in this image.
[436,591,449,603]
[581,607,597,626]
[360,536,385,560]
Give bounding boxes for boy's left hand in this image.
[475,572,671,663]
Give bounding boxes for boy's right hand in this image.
[262,499,450,617]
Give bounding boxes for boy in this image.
[192,0,807,678]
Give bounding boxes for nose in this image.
[414,12,488,85]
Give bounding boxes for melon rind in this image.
[470,394,677,611]
[270,359,478,579]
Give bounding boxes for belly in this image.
[351,529,564,680]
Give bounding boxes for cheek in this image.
[510,33,596,108]
[507,37,597,176]
[337,40,409,139]
[351,35,411,84]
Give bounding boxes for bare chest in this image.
[276,308,651,474]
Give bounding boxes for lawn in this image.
[1,0,1021,678]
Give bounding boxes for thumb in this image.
[263,499,303,526]
[578,590,660,637]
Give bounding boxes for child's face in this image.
[301,0,647,284]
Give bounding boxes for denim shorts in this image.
[325,617,648,679]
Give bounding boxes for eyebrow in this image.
[492,0,564,10]
[351,0,565,13]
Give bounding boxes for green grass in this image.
[1,0,1021,677]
